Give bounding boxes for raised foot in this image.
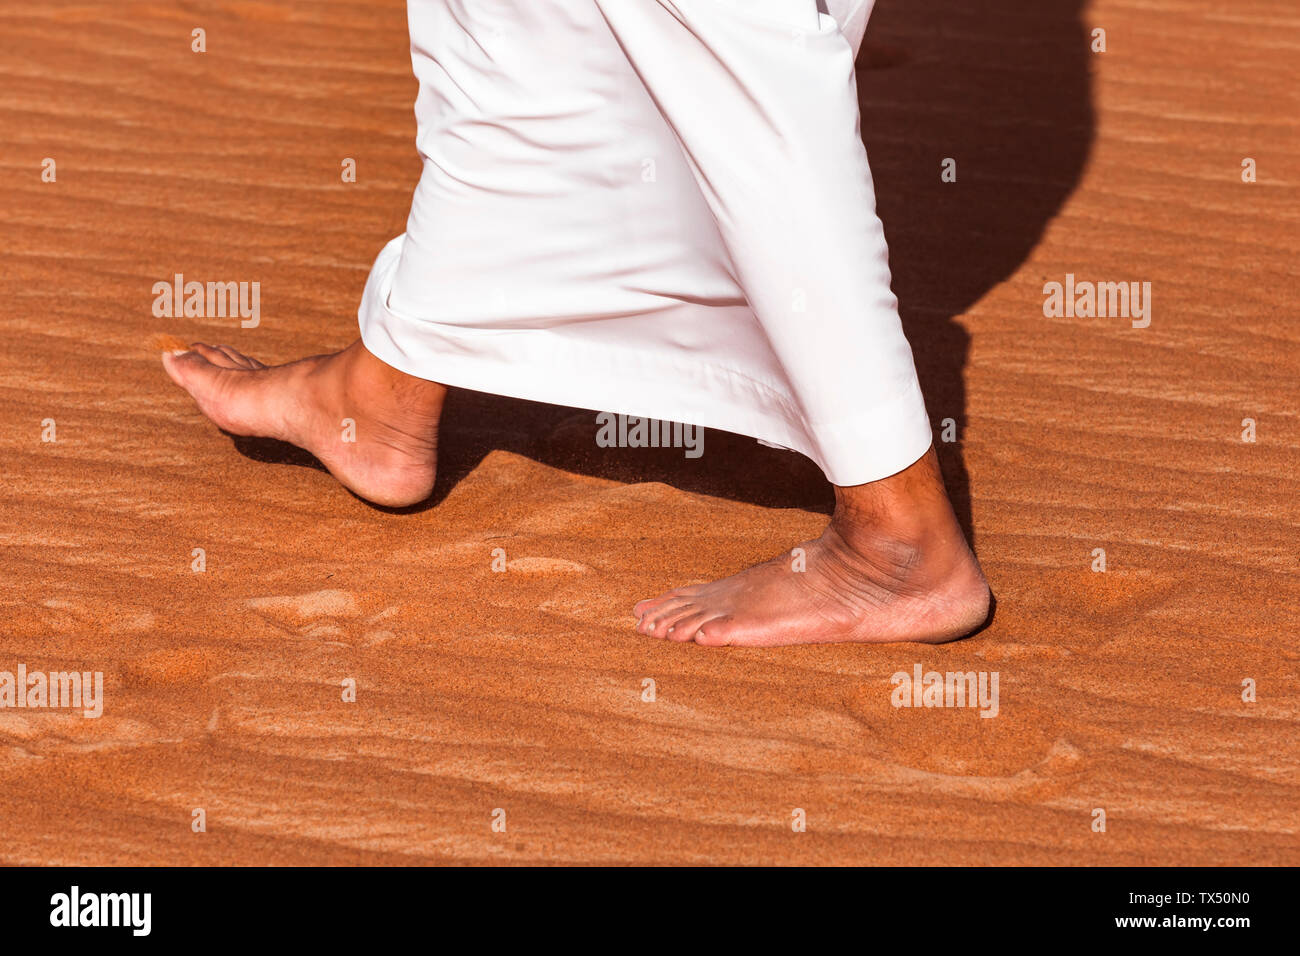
[161,339,445,508]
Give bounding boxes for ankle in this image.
[341,341,446,422]
[830,449,969,555]
[827,491,978,587]
[823,511,989,629]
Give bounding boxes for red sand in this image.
[0,0,1297,864]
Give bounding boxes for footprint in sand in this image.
[992,569,1177,650]
[244,589,363,638]
[244,589,407,644]
[27,597,156,636]
[242,589,360,642]
[0,712,162,755]
[844,673,1084,798]
[246,589,360,620]
[121,647,221,688]
[504,557,593,575]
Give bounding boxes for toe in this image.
[161,348,213,388]
[213,344,265,370]
[633,599,677,634]
[633,589,685,619]
[161,350,270,436]
[640,602,698,639]
[661,610,720,643]
[189,343,246,369]
[694,615,740,646]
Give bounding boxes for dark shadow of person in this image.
[854,0,1094,546]
[238,0,1094,544]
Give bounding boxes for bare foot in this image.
[161,339,445,507]
[632,447,990,646]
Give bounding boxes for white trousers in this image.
[358,0,932,485]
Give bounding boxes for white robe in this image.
[358,0,932,485]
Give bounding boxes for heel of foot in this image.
[922,573,992,643]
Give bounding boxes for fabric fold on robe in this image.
[359,0,932,485]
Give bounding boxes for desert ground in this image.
[1,0,1297,865]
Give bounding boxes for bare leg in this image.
[162,339,445,508]
[633,447,991,646]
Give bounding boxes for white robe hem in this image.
[358,236,933,486]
